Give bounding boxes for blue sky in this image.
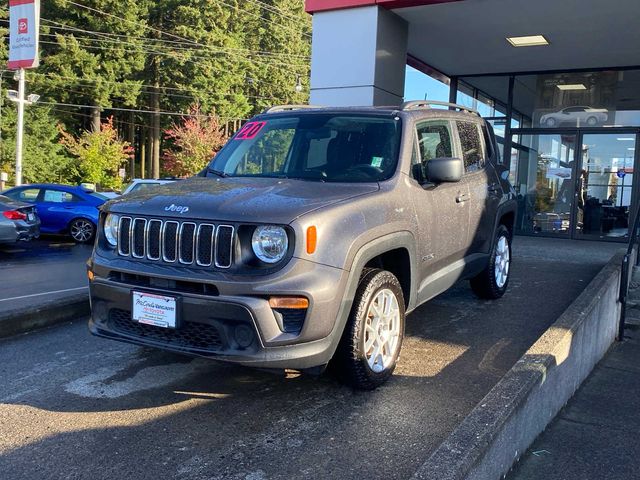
[403,65,450,102]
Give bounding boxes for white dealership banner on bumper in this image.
[8,0,40,70]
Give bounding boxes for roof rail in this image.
[263,105,324,114]
[400,100,479,115]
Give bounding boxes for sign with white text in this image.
[8,0,40,70]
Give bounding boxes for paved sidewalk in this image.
[507,292,640,480]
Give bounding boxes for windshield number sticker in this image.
[371,156,383,168]
[235,121,266,140]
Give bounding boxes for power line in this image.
[66,0,311,53]
[36,35,308,71]
[27,71,287,102]
[36,99,245,121]
[246,0,308,25]
[211,0,311,37]
[39,17,310,59]
[39,104,246,129]
[0,18,310,66]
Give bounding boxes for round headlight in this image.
[104,213,120,247]
[251,225,288,264]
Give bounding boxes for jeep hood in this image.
[106,177,379,223]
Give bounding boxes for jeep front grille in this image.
[117,217,234,268]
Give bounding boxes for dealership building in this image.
[305,0,640,243]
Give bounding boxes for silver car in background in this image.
[0,195,40,244]
[540,106,608,127]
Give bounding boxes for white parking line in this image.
[0,286,88,303]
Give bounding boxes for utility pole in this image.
[7,69,39,186]
[15,68,25,186]
[7,0,41,186]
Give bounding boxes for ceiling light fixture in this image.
[617,138,635,141]
[506,35,549,47]
[556,84,587,91]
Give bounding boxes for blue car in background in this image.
[1,184,107,243]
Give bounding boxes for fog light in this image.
[234,325,254,348]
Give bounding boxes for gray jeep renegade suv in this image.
[88,101,516,390]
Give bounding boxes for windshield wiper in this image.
[208,168,229,178]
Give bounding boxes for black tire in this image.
[470,225,512,300]
[332,268,405,390]
[69,218,95,243]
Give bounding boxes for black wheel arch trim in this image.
[318,231,418,365]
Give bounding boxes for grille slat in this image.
[163,221,179,263]
[179,223,197,264]
[132,219,147,258]
[147,220,162,260]
[117,217,233,269]
[215,225,234,268]
[118,217,132,256]
[196,224,215,266]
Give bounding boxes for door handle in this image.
[456,193,470,203]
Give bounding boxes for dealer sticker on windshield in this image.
[132,291,178,329]
[235,121,266,140]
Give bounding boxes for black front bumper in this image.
[89,278,340,369]
[90,279,261,359]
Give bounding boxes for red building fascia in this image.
[305,0,462,14]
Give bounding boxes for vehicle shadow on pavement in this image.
[0,250,609,480]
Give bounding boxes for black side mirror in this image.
[425,157,463,183]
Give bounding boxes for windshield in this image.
[208,114,401,182]
[130,182,162,192]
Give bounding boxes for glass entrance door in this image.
[512,133,578,236]
[575,133,639,240]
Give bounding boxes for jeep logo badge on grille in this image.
[165,204,190,214]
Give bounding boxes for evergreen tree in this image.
[0,105,73,184]
[34,0,149,129]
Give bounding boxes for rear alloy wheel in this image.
[470,225,511,299]
[333,268,405,390]
[70,218,95,243]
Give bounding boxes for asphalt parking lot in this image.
[0,237,91,311]
[0,237,622,480]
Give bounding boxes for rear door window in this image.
[8,188,41,202]
[456,121,486,173]
[43,190,80,203]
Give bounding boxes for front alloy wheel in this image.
[70,219,95,243]
[333,268,405,390]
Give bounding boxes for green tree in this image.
[0,105,73,184]
[249,0,311,114]
[60,116,132,189]
[34,0,149,129]
[163,105,226,177]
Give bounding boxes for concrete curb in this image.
[413,250,626,480]
[0,292,90,339]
